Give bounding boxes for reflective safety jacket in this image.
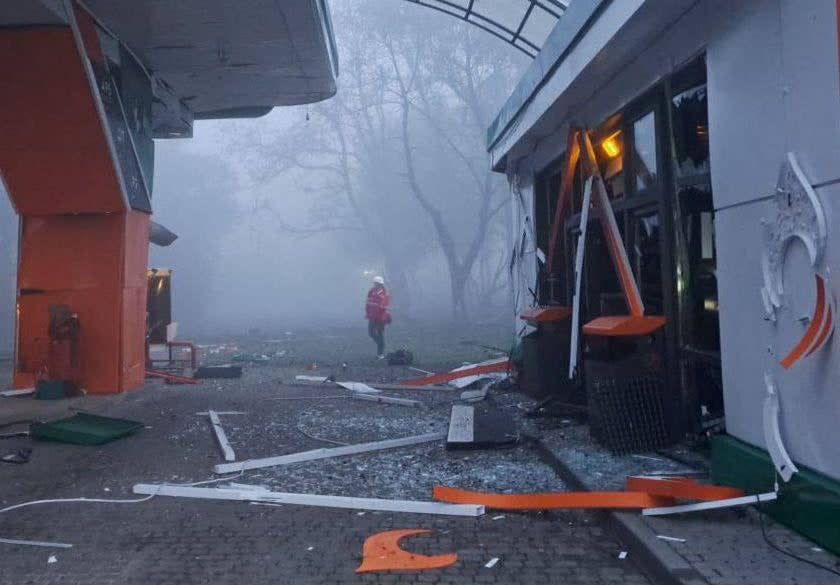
[365,287,391,323]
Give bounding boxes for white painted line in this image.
[643,492,778,516]
[350,393,421,408]
[133,484,484,517]
[0,538,73,549]
[207,410,236,462]
[485,557,499,569]
[214,432,445,474]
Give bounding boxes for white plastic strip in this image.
[350,394,421,408]
[643,492,777,516]
[762,373,798,482]
[0,388,35,397]
[336,382,381,394]
[0,538,73,549]
[207,410,236,462]
[214,432,445,474]
[569,177,593,379]
[295,375,329,383]
[133,484,483,517]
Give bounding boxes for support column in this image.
[0,6,153,393]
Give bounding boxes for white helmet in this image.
[373,276,385,285]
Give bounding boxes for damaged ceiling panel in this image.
[83,0,338,125]
[8,0,339,137]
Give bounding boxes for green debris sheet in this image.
[31,413,143,445]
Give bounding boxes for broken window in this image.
[632,112,658,192]
[631,209,663,315]
[671,84,710,180]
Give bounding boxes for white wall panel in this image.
[707,0,786,210]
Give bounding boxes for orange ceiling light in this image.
[356,529,458,574]
[601,131,622,158]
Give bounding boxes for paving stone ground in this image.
[0,366,652,585]
[539,423,840,585]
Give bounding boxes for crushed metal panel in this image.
[446,404,518,450]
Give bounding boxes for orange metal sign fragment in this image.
[582,315,666,337]
[401,360,509,387]
[580,131,645,318]
[625,477,743,502]
[433,486,674,510]
[546,129,582,272]
[356,529,458,574]
[520,306,572,324]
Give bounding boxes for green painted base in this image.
[712,435,840,556]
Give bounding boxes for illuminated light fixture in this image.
[601,131,622,158]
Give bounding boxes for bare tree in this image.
[235,1,525,321]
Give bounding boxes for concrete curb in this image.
[530,438,709,585]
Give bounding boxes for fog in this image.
[0,1,529,349]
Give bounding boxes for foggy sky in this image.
[0,1,528,349]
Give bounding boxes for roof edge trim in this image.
[486,0,610,153]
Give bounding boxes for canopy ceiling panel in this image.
[82,0,339,116]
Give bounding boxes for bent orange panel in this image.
[520,306,572,324]
[806,305,834,357]
[780,274,827,369]
[433,486,674,510]
[582,315,666,337]
[356,530,458,574]
[625,477,743,502]
[581,132,644,316]
[402,361,509,387]
[546,129,581,272]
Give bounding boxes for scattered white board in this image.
[336,381,381,394]
[214,432,445,474]
[643,492,778,516]
[133,484,483,517]
[350,393,421,408]
[0,538,72,549]
[207,410,236,462]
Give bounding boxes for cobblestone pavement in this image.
[0,367,652,585]
[540,423,840,585]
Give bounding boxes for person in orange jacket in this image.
[365,276,391,359]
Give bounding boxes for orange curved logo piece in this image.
[780,274,835,369]
[355,529,458,574]
[433,486,674,510]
